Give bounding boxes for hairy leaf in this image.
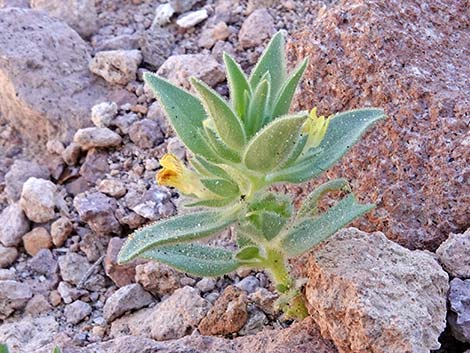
[224,52,251,119]
[201,178,240,198]
[246,78,270,138]
[203,125,241,163]
[235,246,261,261]
[0,344,9,353]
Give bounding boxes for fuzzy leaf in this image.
[235,246,261,261]
[246,78,270,138]
[267,108,386,183]
[201,178,240,198]
[191,78,246,150]
[53,348,62,353]
[190,157,232,180]
[204,125,241,163]
[224,52,251,119]
[243,113,308,172]
[185,198,236,208]
[247,210,286,240]
[235,227,256,248]
[143,73,219,162]
[0,344,9,353]
[118,211,236,263]
[140,243,240,277]
[281,194,374,257]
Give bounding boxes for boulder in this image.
[19,177,58,223]
[288,0,470,250]
[436,228,470,278]
[0,203,29,247]
[448,278,470,343]
[4,160,49,202]
[0,8,107,149]
[305,228,449,353]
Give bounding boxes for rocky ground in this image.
[0,0,469,352]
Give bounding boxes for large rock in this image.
[448,278,470,343]
[436,228,470,278]
[0,8,107,149]
[0,280,32,319]
[19,177,58,223]
[238,8,275,49]
[288,0,470,250]
[4,160,49,202]
[30,0,98,38]
[305,228,449,353]
[0,203,29,247]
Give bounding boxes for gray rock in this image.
[196,278,216,293]
[73,127,122,150]
[24,294,51,316]
[95,34,141,52]
[128,119,164,149]
[30,0,98,38]
[156,54,225,89]
[62,142,82,166]
[238,8,275,49]
[176,9,208,28]
[79,149,110,183]
[74,192,121,235]
[58,252,90,285]
[50,216,73,247]
[4,160,49,202]
[135,261,187,296]
[0,280,32,319]
[28,249,57,275]
[139,28,174,69]
[0,245,18,268]
[448,278,470,343]
[104,283,153,322]
[19,177,57,223]
[0,8,107,149]
[89,50,142,85]
[57,281,87,304]
[235,275,260,294]
[169,0,198,13]
[153,3,175,27]
[0,203,29,247]
[91,102,118,128]
[436,228,470,278]
[0,269,15,281]
[98,179,127,198]
[0,0,29,8]
[65,300,92,324]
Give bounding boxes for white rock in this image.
[176,9,208,28]
[65,300,92,324]
[153,3,175,27]
[169,0,199,13]
[0,280,32,319]
[20,177,57,223]
[0,245,18,268]
[436,228,470,278]
[89,50,142,85]
[73,127,122,150]
[103,283,153,322]
[98,179,127,198]
[0,203,29,247]
[91,102,118,128]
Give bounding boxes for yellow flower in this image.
[302,107,330,149]
[157,154,208,198]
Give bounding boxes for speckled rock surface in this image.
[305,228,449,353]
[448,278,470,343]
[436,228,470,278]
[288,0,470,250]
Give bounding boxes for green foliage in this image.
[119,30,386,320]
[0,344,9,353]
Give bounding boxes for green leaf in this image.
[297,178,350,218]
[203,125,241,163]
[267,108,386,183]
[190,157,232,180]
[118,211,237,263]
[246,78,270,138]
[201,178,240,198]
[249,31,287,105]
[235,246,261,261]
[272,58,308,118]
[247,210,287,240]
[53,347,62,353]
[140,243,240,277]
[243,113,308,172]
[0,344,9,353]
[281,194,374,257]
[235,226,256,248]
[278,134,308,169]
[143,73,219,162]
[224,52,251,119]
[185,198,236,208]
[191,77,246,150]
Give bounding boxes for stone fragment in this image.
[0,203,29,247]
[104,283,153,322]
[62,142,82,166]
[73,127,122,150]
[46,139,65,155]
[0,245,18,268]
[239,8,274,49]
[91,102,118,128]
[105,237,141,288]
[74,192,121,235]
[28,249,57,275]
[57,281,87,304]
[89,50,142,85]
[0,8,107,149]
[176,9,208,28]
[248,288,278,315]
[238,307,267,336]
[199,285,248,336]
[235,275,260,294]
[58,252,90,285]
[24,294,51,316]
[79,231,107,262]
[0,0,29,7]
[169,0,198,13]
[0,269,15,281]
[30,0,98,38]
[0,280,32,319]
[196,278,216,293]
[5,160,49,202]
[51,217,73,247]
[126,185,173,221]
[305,228,449,353]
[79,149,109,183]
[135,261,187,296]
[153,3,175,26]
[448,278,470,343]
[19,177,57,223]
[436,228,470,278]
[157,54,225,89]
[23,227,52,256]
[213,21,230,41]
[95,33,141,52]
[65,300,92,324]
[139,28,174,69]
[98,179,127,198]
[128,118,164,149]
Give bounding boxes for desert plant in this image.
[0,344,61,353]
[118,31,385,319]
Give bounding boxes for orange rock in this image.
[23,227,52,256]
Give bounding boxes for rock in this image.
[103,283,153,322]
[289,0,470,250]
[166,136,186,160]
[135,261,187,296]
[51,217,73,247]
[57,281,87,304]
[62,142,82,166]
[199,285,248,336]
[94,33,141,52]
[436,228,470,278]
[5,160,49,202]
[46,139,65,155]
[239,8,275,49]
[246,0,275,14]
[89,50,142,85]
[28,249,57,275]
[0,8,107,149]
[0,0,29,8]
[0,203,29,247]
[79,231,107,262]
[23,227,52,256]
[74,192,121,235]
[73,127,122,150]
[238,307,267,336]
[169,0,198,13]
[111,286,211,341]
[248,288,278,315]
[176,9,208,28]
[105,237,141,287]
[98,179,127,198]
[448,278,470,343]
[126,185,173,221]
[139,28,174,69]
[79,148,110,183]
[65,300,92,324]
[128,118,164,149]
[305,228,449,353]
[58,252,90,285]
[30,0,98,38]
[91,102,118,128]
[153,3,175,26]
[235,275,260,294]
[19,177,57,223]
[0,269,15,281]
[196,278,216,293]
[0,280,32,319]
[24,294,51,316]
[0,245,18,268]
[156,54,225,89]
